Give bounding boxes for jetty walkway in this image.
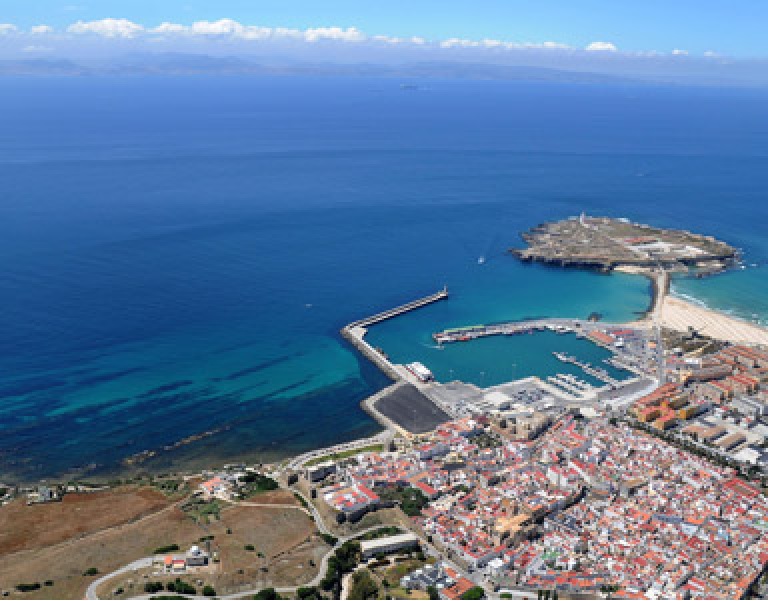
[341,287,449,382]
[347,286,448,328]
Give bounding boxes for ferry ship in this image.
[406,362,434,382]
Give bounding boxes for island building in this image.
[512,214,737,274]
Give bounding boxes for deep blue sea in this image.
[1,76,767,482]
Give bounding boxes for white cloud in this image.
[139,20,365,43]
[67,18,144,38]
[0,17,719,62]
[151,22,187,35]
[372,34,398,44]
[440,37,569,51]
[163,19,273,40]
[482,39,504,48]
[440,38,476,48]
[540,41,570,49]
[30,24,54,35]
[239,26,274,41]
[585,41,618,52]
[303,26,365,43]
[272,27,303,40]
[189,18,243,36]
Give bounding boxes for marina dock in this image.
[432,318,587,344]
[547,374,593,397]
[553,351,621,386]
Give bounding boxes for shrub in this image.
[239,473,279,492]
[144,582,164,594]
[202,585,216,597]
[252,588,282,599]
[44,580,54,587]
[153,544,180,554]
[169,579,196,595]
[15,583,41,592]
[245,544,256,551]
[348,570,379,601]
[83,567,99,576]
[461,586,485,600]
[320,533,338,546]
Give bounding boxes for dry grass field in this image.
[97,498,327,598]
[0,488,199,600]
[0,488,171,555]
[0,486,325,600]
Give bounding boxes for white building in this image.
[360,533,420,559]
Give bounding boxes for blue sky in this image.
[1,0,766,57]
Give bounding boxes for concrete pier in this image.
[433,317,601,344]
[341,287,449,382]
[348,287,448,328]
[340,287,454,435]
[341,324,401,381]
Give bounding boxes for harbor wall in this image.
[341,325,401,381]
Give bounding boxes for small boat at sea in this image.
[477,256,486,265]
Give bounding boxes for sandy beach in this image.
[623,268,768,347]
[657,295,768,347]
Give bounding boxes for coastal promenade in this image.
[282,429,392,470]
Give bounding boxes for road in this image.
[84,509,403,601]
[85,557,153,600]
[283,430,391,471]
[288,488,331,535]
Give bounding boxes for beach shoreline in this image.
[654,294,768,347]
[621,269,768,347]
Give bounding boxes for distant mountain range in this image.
[0,54,645,84]
[0,53,764,87]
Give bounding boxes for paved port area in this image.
[374,384,451,434]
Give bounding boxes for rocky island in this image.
[512,214,738,275]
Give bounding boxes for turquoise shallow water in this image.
[0,76,766,482]
[368,326,631,389]
[364,261,645,387]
